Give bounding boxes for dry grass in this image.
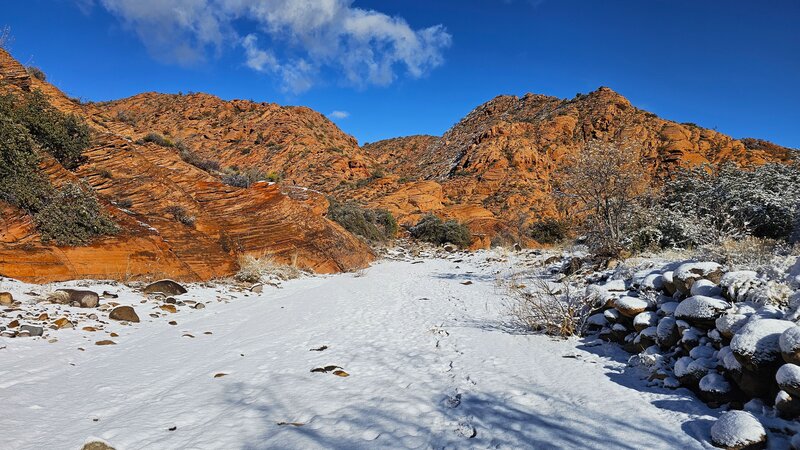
[505,276,596,337]
[235,254,302,283]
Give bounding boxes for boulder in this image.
[716,312,750,340]
[774,390,800,419]
[674,356,713,387]
[109,306,140,323]
[673,262,723,296]
[143,280,187,296]
[661,271,676,296]
[731,319,795,373]
[19,325,43,337]
[698,371,734,407]
[585,313,607,332]
[53,289,100,308]
[690,279,722,297]
[614,296,650,318]
[710,410,766,450]
[656,316,680,349]
[633,326,658,351]
[780,326,800,365]
[777,364,800,397]
[0,292,13,305]
[674,296,730,329]
[603,308,622,324]
[633,311,658,332]
[659,301,679,316]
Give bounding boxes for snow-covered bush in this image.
[506,278,596,337]
[657,163,800,246]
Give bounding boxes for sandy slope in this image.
[0,251,717,449]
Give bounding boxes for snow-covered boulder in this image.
[719,346,742,373]
[775,390,800,419]
[710,410,766,450]
[698,371,733,406]
[690,279,722,297]
[640,273,664,291]
[680,326,706,350]
[780,326,800,365]
[633,311,658,332]
[673,262,723,296]
[661,270,676,295]
[675,355,715,386]
[633,326,658,351]
[674,295,730,328]
[716,311,750,340]
[777,364,800,397]
[602,278,628,292]
[614,296,650,318]
[659,301,679,316]
[731,319,795,373]
[656,316,679,349]
[603,308,621,324]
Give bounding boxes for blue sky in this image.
[3,0,799,147]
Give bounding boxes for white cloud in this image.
[328,110,349,120]
[83,0,452,92]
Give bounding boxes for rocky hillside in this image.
[0,49,373,283]
[95,93,375,191]
[354,88,795,245]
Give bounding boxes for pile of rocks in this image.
[0,279,191,340]
[586,261,800,449]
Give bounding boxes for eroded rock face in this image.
[0,48,374,283]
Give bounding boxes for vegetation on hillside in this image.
[0,88,118,245]
[327,199,397,242]
[554,140,800,256]
[409,214,472,248]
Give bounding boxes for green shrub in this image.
[409,214,471,247]
[327,199,397,242]
[0,90,116,246]
[138,132,174,147]
[7,90,90,169]
[528,218,569,244]
[0,116,53,212]
[34,182,118,246]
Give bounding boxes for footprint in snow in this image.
[443,393,462,408]
[455,419,477,439]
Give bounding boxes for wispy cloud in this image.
[82,0,452,93]
[328,110,349,120]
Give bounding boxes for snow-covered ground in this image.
[0,250,719,449]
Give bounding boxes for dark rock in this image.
[143,280,187,296]
[109,306,140,323]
